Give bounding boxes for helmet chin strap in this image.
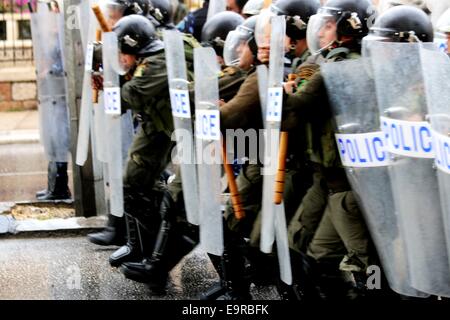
[318,35,357,56]
[315,39,339,56]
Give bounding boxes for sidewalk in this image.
[0,110,40,144]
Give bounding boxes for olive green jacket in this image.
[121,51,173,137]
[283,48,360,168]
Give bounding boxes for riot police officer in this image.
[87,0,152,247]
[201,0,321,300]
[118,11,248,294]
[89,15,176,272]
[283,0,375,300]
[201,10,245,65]
[362,5,450,299]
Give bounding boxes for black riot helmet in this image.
[368,5,433,42]
[319,0,373,38]
[105,0,150,16]
[307,0,374,54]
[147,0,174,28]
[113,14,164,56]
[270,0,320,40]
[201,11,245,57]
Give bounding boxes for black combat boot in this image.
[216,247,252,300]
[313,258,352,301]
[109,213,143,267]
[119,192,175,287]
[120,191,196,292]
[36,162,56,198]
[199,253,228,300]
[87,214,126,246]
[342,270,368,301]
[37,162,71,200]
[200,232,252,300]
[275,250,324,301]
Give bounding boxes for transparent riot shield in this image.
[31,2,70,163]
[256,64,268,126]
[77,0,94,51]
[94,94,108,163]
[102,31,126,218]
[420,47,450,275]
[121,110,134,164]
[370,41,450,297]
[260,15,285,253]
[194,47,223,256]
[257,15,292,285]
[163,29,199,226]
[76,5,98,166]
[322,58,427,298]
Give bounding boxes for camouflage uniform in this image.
[121,51,173,192]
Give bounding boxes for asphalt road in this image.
[0,233,279,300]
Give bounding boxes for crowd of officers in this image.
[85,0,450,300]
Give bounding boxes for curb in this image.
[0,215,107,235]
[0,130,40,145]
[0,201,107,235]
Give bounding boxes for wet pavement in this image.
[0,233,279,300]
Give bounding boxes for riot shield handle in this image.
[222,141,245,220]
[274,131,288,205]
[92,4,112,33]
[92,29,102,104]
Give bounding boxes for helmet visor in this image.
[306,12,338,54]
[103,31,128,77]
[224,29,252,66]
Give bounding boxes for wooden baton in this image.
[273,75,295,205]
[92,4,112,33]
[222,141,245,220]
[274,131,288,205]
[91,3,111,104]
[92,29,102,104]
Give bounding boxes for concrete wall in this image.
[0,66,37,112]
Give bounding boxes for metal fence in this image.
[0,0,35,67]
